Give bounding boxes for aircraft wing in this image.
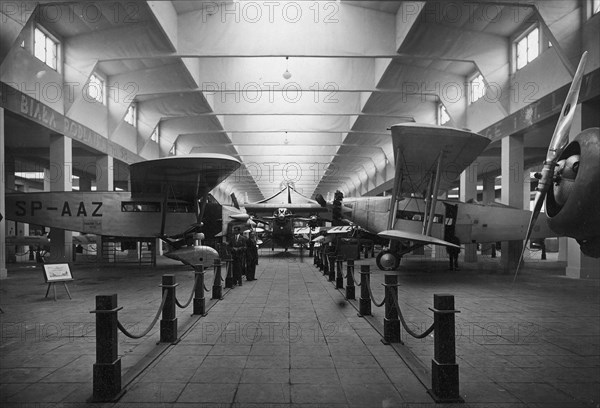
[129,154,240,201]
[245,203,328,214]
[378,229,460,248]
[5,235,50,246]
[391,123,490,194]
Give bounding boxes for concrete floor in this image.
[0,248,598,407]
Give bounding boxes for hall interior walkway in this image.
[119,253,429,407]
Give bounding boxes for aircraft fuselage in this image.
[5,191,197,238]
[341,196,555,244]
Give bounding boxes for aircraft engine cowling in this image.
[545,128,600,257]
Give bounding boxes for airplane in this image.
[228,183,329,251]
[316,52,598,271]
[517,50,600,273]
[4,153,242,268]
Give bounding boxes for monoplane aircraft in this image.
[5,153,241,267]
[229,184,329,251]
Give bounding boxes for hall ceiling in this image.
[1,0,581,203]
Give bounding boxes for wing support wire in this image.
[387,147,403,230]
[421,172,436,234]
[425,150,443,237]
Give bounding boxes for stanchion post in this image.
[336,256,344,289]
[428,294,463,402]
[328,254,336,282]
[315,246,322,269]
[91,294,123,402]
[358,265,371,316]
[309,242,314,258]
[345,259,355,300]
[212,259,223,300]
[193,264,205,315]
[224,258,234,288]
[160,274,179,343]
[322,248,328,275]
[382,274,401,344]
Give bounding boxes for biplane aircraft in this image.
[5,153,241,267]
[317,52,599,271]
[229,184,329,251]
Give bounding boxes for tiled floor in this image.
[0,249,598,407]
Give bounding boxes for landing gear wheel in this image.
[376,251,400,271]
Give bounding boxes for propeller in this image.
[514,51,588,282]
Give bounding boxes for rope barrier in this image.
[365,278,385,307]
[389,289,434,339]
[175,276,199,309]
[347,265,361,286]
[204,283,211,292]
[117,291,168,339]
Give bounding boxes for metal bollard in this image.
[322,249,328,275]
[336,256,344,289]
[91,294,123,402]
[428,294,463,403]
[212,259,223,300]
[193,264,205,316]
[345,259,355,300]
[160,275,179,343]
[224,258,234,288]
[358,265,371,316]
[382,274,401,344]
[309,242,314,258]
[328,254,336,282]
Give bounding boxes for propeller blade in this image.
[545,51,588,166]
[514,51,588,282]
[514,190,546,281]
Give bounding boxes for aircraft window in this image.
[397,210,443,223]
[167,202,192,213]
[121,202,161,212]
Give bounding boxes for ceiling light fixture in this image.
[283,56,291,80]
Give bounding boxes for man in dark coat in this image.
[246,232,259,281]
[228,226,247,285]
[446,235,461,271]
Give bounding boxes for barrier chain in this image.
[175,276,200,309]
[365,276,386,307]
[389,289,434,339]
[116,291,168,339]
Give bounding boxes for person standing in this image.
[446,235,461,271]
[228,226,247,286]
[246,232,259,281]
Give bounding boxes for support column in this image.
[96,155,114,191]
[96,155,113,263]
[459,163,477,263]
[481,175,496,256]
[49,133,73,263]
[0,108,7,279]
[563,103,600,279]
[500,134,524,273]
[78,177,92,192]
[566,238,600,279]
[558,237,568,262]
